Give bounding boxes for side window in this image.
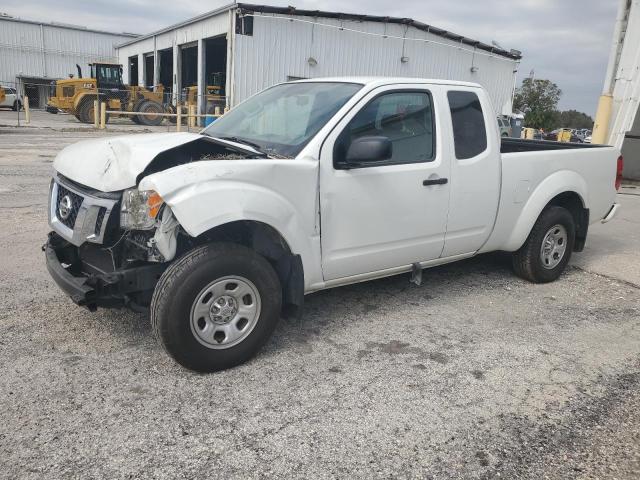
[448,91,487,159]
[335,91,435,166]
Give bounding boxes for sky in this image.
[1,0,619,116]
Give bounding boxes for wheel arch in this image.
[191,219,304,319]
[503,170,589,252]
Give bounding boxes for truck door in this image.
[440,89,500,257]
[319,86,451,281]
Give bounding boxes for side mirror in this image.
[345,136,392,165]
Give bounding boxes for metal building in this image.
[0,13,136,108]
[117,3,522,116]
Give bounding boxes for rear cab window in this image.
[447,91,487,159]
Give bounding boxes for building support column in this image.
[137,53,144,87]
[172,44,180,105]
[197,38,205,123]
[153,36,160,89]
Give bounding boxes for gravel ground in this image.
[0,126,639,479]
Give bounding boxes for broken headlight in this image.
[120,188,163,230]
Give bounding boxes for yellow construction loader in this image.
[46,63,166,126]
[0,87,5,105]
[169,72,226,123]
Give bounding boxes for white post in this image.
[172,44,180,106]
[100,102,106,129]
[197,38,205,127]
[153,35,160,88]
[137,53,144,87]
[24,96,30,124]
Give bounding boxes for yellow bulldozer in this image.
[0,87,5,105]
[46,63,166,126]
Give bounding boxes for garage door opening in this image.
[181,44,198,89]
[205,35,228,111]
[205,36,227,94]
[144,54,154,88]
[159,48,173,103]
[128,56,138,85]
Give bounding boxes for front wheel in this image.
[512,206,575,283]
[151,243,282,372]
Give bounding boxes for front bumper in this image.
[44,233,167,311]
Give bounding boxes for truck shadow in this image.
[263,251,519,356]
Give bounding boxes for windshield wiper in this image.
[217,136,267,154]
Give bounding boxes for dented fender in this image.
[138,158,323,289]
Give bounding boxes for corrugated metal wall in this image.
[0,18,133,86]
[234,14,519,114]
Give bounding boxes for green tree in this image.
[513,78,562,130]
[556,110,594,129]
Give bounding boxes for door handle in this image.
[422,178,448,186]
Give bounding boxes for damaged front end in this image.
[45,134,279,312]
[45,173,184,311]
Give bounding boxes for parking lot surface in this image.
[1,121,639,479]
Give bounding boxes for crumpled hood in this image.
[53,132,202,192]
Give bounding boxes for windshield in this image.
[202,82,363,157]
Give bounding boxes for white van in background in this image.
[0,87,23,111]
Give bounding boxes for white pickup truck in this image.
[45,78,623,372]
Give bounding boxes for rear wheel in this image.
[512,206,575,283]
[136,100,164,126]
[151,243,282,372]
[12,100,21,111]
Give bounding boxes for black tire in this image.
[130,100,144,124]
[136,100,164,126]
[151,243,282,372]
[512,206,575,283]
[76,99,96,124]
[12,100,21,111]
[166,105,182,124]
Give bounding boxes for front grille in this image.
[62,86,75,98]
[56,184,83,229]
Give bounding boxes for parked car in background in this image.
[578,129,592,143]
[44,77,622,372]
[0,87,22,111]
[497,116,511,137]
[544,128,584,143]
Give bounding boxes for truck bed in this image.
[501,138,606,153]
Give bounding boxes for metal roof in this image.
[0,14,138,38]
[115,2,522,60]
[238,4,522,60]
